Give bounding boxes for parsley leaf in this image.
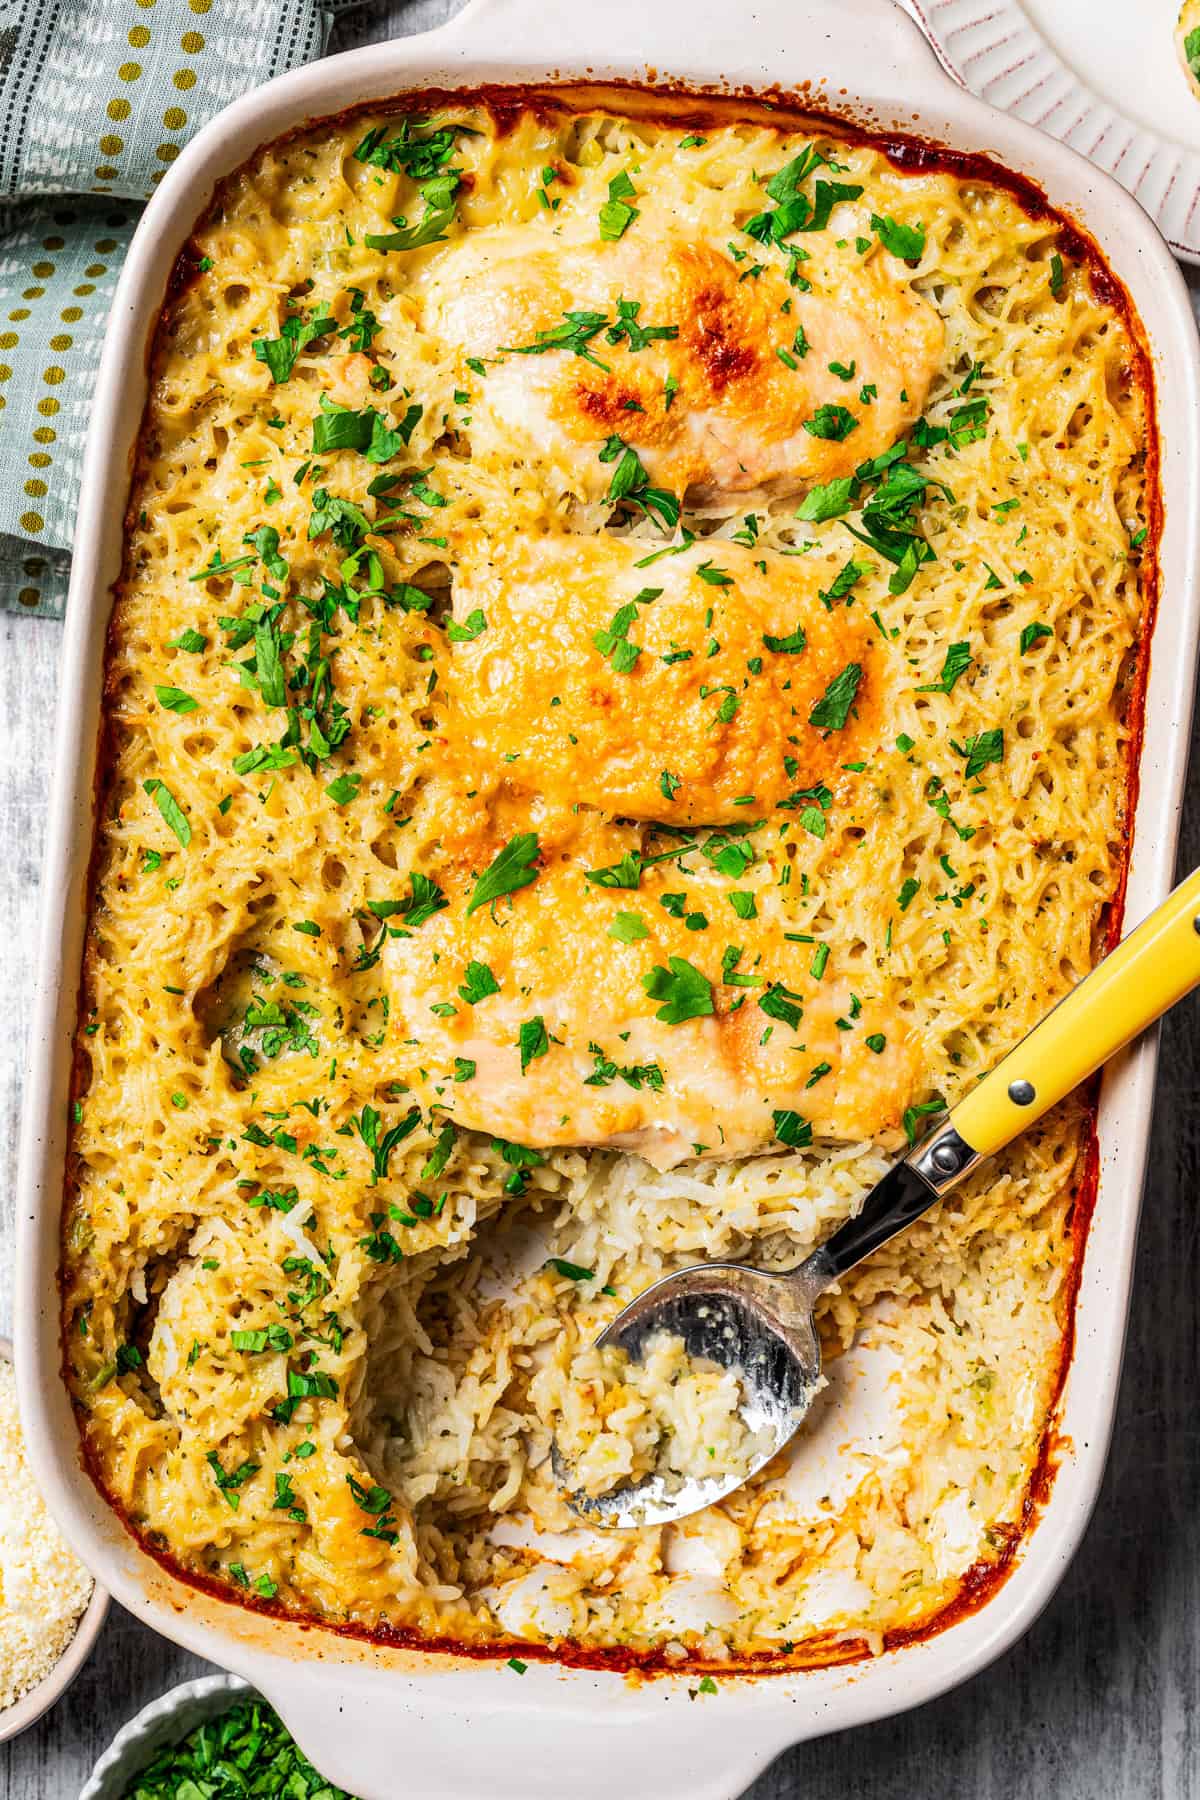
[502,308,611,368]
[585,850,644,890]
[598,434,680,533]
[808,662,863,731]
[794,476,855,523]
[155,685,198,714]
[870,212,926,260]
[642,956,714,1024]
[599,169,639,239]
[458,959,500,1003]
[253,305,335,383]
[142,778,191,848]
[518,1016,550,1072]
[466,832,541,914]
[916,640,973,695]
[763,624,807,654]
[952,728,1004,780]
[803,403,859,442]
[446,608,487,643]
[772,1109,813,1148]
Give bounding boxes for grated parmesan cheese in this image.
[0,1358,93,1712]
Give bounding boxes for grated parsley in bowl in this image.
[122,1694,357,1800]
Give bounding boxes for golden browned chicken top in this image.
[421,222,943,503]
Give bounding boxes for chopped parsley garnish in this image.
[772,1109,813,1148]
[206,1450,259,1511]
[696,561,733,587]
[253,304,335,384]
[803,403,858,442]
[585,850,644,890]
[870,212,926,260]
[142,778,190,848]
[744,146,864,245]
[518,1015,550,1072]
[642,956,714,1023]
[346,1472,399,1541]
[459,959,500,1003]
[917,640,973,695]
[168,628,207,653]
[607,296,678,353]
[952,728,1004,780]
[1020,621,1052,653]
[324,772,361,806]
[357,117,477,252]
[808,662,863,731]
[311,393,419,462]
[547,1258,595,1282]
[599,169,639,239]
[465,832,541,914]
[351,1102,421,1181]
[763,623,806,654]
[584,1043,664,1090]
[502,308,611,367]
[598,434,680,533]
[593,602,645,672]
[840,453,948,594]
[903,1097,945,1145]
[446,608,488,643]
[369,871,448,932]
[231,1325,292,1355]
[758,981,804,1029]
[155,684,197,714]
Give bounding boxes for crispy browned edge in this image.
[60,78,1161,1681]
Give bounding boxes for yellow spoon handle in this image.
[949,864,1200,1161]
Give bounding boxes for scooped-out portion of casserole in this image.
[62,88,1154,1669]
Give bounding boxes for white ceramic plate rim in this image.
[14,2,1200,1796]
[906,0,1200,263]
[0,1337,109,1747]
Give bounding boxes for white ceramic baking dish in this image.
[14,1,1200,1796]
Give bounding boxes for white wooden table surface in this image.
[4,4,1200,1793]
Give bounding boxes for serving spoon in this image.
[553,864,1200,1528]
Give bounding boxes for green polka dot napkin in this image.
[0,0,345,618]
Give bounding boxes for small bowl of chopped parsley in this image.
[81,1673,356,1800]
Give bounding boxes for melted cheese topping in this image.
[445,534,879,822]
[61,95,1151,1667]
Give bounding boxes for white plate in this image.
[904,0,1200,261]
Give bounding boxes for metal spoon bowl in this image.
[551,1260,825,1528]
[554,1147,958,1528]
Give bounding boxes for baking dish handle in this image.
[440,0,946,94]
[259,1669,764,1800]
